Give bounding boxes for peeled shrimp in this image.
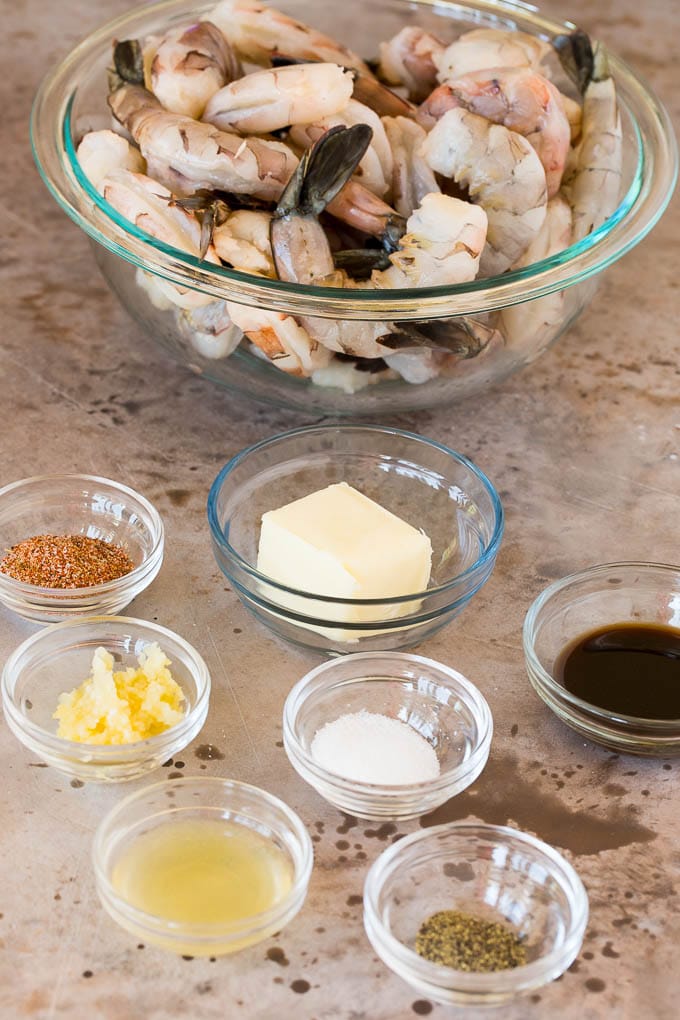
[418,67,571,197]
[176,300,241,359]
[421,107,547,276]
[501,193,573,352]
[212,209,275,276]
[108,83,298,200]
[150,21,242,118]
[203,63,354,134]
[372,193,488,289]
[207,0,370,73]
[377,26,445,103]
[100,168,220,308]
[562,45,622,241]
[76,130,145,188]
[382,116,440,217]
[289,100,393,198]
[435,27,552,82]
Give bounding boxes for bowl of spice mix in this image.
[363,822,588,1006]
[0,474,164,622]
[524,561,680,755]
[2,616,210,782]
[92,777,313,956]
[208,425,503,655]
[283,651,492,820]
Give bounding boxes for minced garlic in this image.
[53,643,185,745]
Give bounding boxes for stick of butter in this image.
[256,482,432,638]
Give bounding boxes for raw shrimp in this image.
[421,107,547,276]
[212,209,275,276]
[435,27,552,82]
[100,168,220,308]
[418,67,571,197]
[76,130,145,188]
[150,20,242,118]
[289,99,393,198]
[501,193,573,352]
[371,192,487,289]
[382,116,439,217]
[225,305,333,375]
[558,39,622,241]
[327,181,406,250]
[207,0,370,73]
[202,63,353,134]
[176,300,241,359]
[108,83,298,200]
[377,26,445,103]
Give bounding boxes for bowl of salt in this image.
[283,651,492,820]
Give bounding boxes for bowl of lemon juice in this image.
[93,777,313,956]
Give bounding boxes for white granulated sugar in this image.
[310,709,441,785]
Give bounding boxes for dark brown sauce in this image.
[555,623,680,719]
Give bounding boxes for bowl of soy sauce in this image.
[523,562,680,756]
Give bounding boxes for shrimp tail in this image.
[379,317,497,358]
[276,123,373,218]
[332,248,392,278]
[110,38,145,91]
[553,29,594,94]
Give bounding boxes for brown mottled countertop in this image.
[1,1,678,1018]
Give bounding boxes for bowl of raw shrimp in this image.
[32,0,677,414]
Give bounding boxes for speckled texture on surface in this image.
[1,1,679,1018]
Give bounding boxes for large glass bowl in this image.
[31,0,677,413]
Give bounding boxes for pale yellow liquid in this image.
[112,818,294,926]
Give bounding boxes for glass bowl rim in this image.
[523,560,680,730]
[363,820,589,990]
[0,473,164,599]
[29,0,679,320]
[283,650,493,795]
[1,615,211,760]
[92,775,314,938]
[207,423,504,605]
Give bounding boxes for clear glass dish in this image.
[363,822,588,1006]
[0,474,164,623]
[30,0,677,413]
[92,777,313,955]
[523,561,680,756]
[1,616,210,782]
[283,651,492,820]
[207,424,503,654]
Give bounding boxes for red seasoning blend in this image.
[0,534,134,588]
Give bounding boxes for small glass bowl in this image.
[363,822,588,1006]
[523,561,680,756]
[0,474,164,623]
[1,616,210,782]
[93,777,313,956]
[208,425,503,654]
[283,651,492,820]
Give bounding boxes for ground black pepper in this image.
[0,534,134,588]
[415,909,527,972]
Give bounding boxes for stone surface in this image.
[1,1,679,1018]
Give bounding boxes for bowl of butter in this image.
[1,616,210,782]
[208,425,503,654]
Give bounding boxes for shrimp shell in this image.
[108,83,298,200]
[207,0,370,73]
[202,63,354,134]
[436,28,552,82]
[150,21,242,118]
[377,26,445,103]
[421,107,547,276]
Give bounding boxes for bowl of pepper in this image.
[363,822,588,1006]
[0,474,164,623]
[283,651,492,820]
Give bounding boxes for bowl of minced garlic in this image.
[1,617,210,782]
